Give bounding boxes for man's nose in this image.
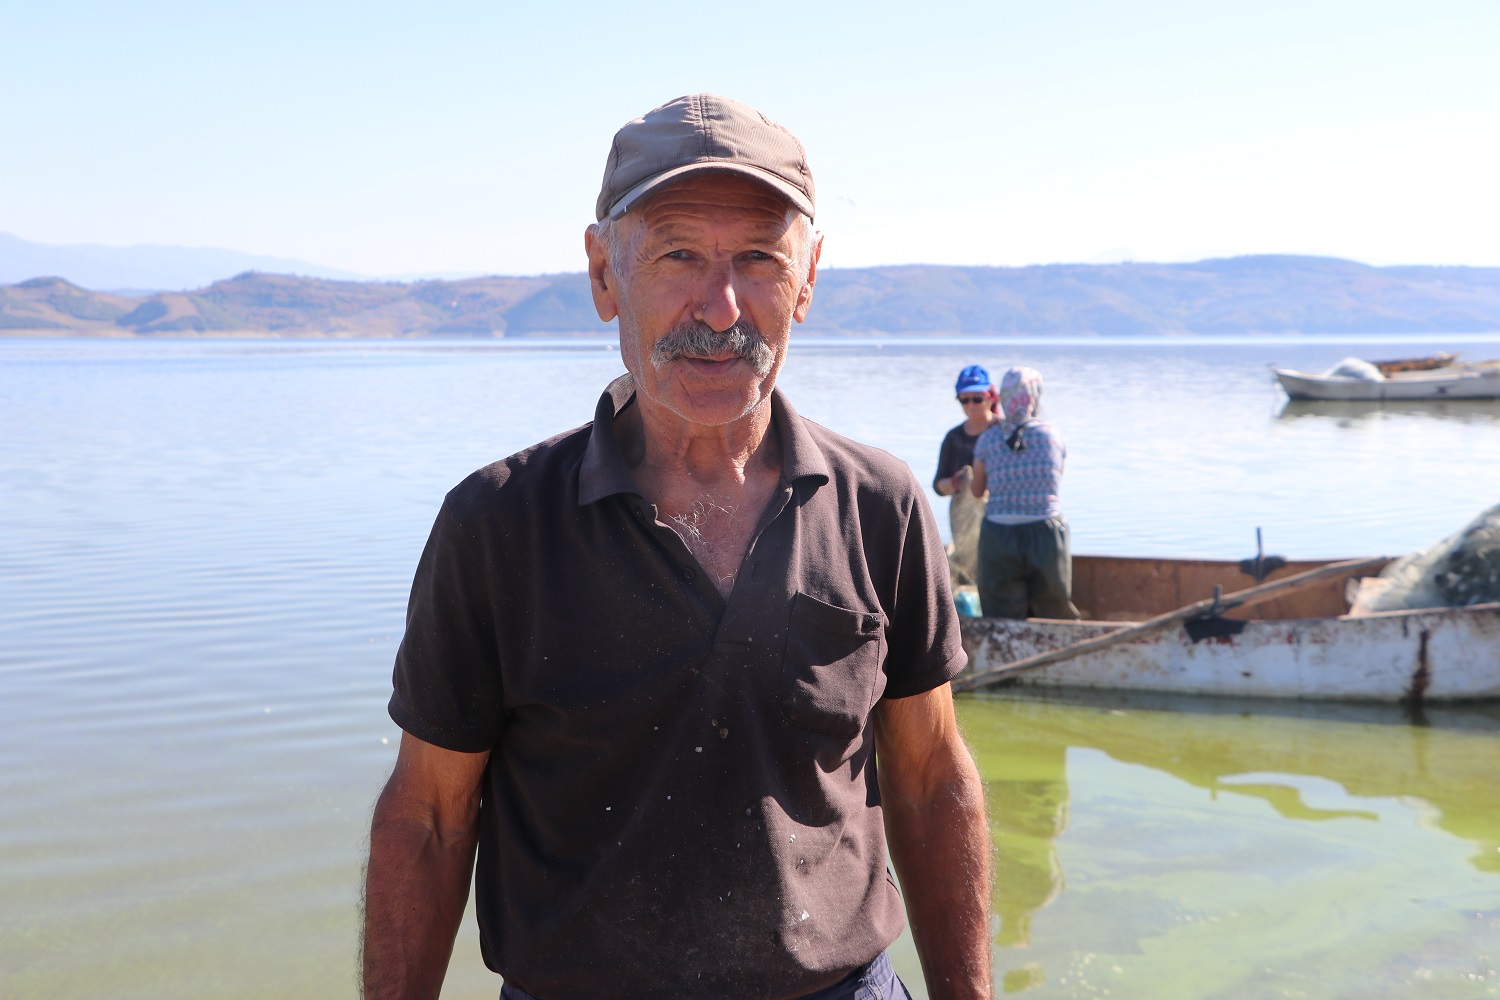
[693,262,741,333]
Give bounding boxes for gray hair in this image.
[594,215,626,277]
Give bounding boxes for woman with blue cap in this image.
[969,366,1080,619]
[934,364,999,586]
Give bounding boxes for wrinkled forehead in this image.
[628,171,802,239]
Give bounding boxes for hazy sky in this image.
[4,1,1496,276]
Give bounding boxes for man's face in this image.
[587,172,819,429]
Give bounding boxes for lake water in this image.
[3,334,1499,999]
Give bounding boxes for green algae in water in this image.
[956,695,1500,998]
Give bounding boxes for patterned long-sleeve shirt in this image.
[973,419,1066,521]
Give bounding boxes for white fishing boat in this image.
[955,554,1500,703]
[1273,354,1500,402]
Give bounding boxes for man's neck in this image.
[616,393,778,488]
[614,394,784,598]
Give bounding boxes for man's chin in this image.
[643,375,768,428]
[673,395,762,428]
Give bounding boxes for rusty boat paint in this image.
[957,554,1500,703]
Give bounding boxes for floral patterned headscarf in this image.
[999,366,1043,427]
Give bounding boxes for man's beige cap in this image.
[595,93,815,222]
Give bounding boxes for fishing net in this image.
[1348,501,1500,613]
[948,485,985,589]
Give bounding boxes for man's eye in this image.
[663,250,693,261]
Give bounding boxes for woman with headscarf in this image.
[933,365,999,587]
[970,366,1080,619]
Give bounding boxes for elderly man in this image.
[362,94,991,1000]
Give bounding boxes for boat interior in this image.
[1371,353,1457,375]
[1071,555,1391,623]
[1371,354,1500,376]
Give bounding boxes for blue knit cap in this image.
[954,364,992,396]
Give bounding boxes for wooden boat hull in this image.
[959,602,1500,702]
[1275,365,1500,401]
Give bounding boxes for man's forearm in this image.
[883,753,992,1000]
[361,797,480,1000]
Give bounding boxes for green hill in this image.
[4,257,1499,337]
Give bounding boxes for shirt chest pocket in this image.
[777,593,887,739]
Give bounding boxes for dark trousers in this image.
[499,950,911,1000]
[977,516,1081,620]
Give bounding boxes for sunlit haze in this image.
[3,0,1496,277]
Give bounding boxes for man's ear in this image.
[585,224,619,323]
[792,229,823,324]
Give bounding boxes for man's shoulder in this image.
[442,422,593,520]
[796,416,919,499]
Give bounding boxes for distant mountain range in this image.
[0,231,487,292]
[0,231,371,291]
[3,256,1499,338]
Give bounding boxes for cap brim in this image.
[605,161,814,221]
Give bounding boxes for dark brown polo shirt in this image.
[389,374,966,999]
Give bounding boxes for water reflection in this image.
[960,692,1500,997]
[987,729,1069,949]
[1277,398,1500,425]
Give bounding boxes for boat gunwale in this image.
[997,598,1500,630]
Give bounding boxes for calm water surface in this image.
[2,335,1499,998]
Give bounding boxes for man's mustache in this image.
[649,322,775,377]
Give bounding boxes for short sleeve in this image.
[881,475,967,699]
[388,494,507,752]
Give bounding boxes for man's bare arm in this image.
[874,685,992,1000]
[362,732,490,1000]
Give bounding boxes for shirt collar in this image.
[577,373,831,506]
